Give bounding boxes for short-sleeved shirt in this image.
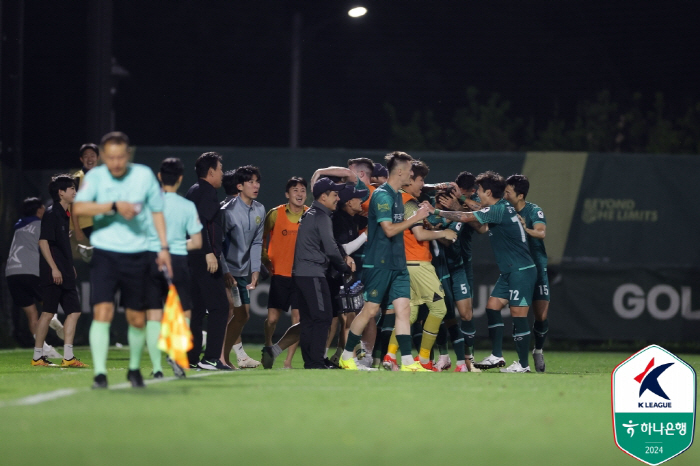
[147,192,202,256]
[518,201,548,269]
[75,164,164,254]
[473,198,535,274]
[444,221,465,271]
[364,182,406,270]
[39,202,75,288]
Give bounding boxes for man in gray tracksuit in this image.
[293,177,355,369]
[221,166,265,368]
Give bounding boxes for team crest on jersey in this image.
[537,211,544,218]
[370,289,378,298]
[377,203,390,212]
[480,207,490,213]
[255,216,261,225]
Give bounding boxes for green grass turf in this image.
[0,347,697,466]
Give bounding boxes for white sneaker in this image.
[42,342,62,359]
[237,356,261,368]
[49,314,65,340]
[77,244,94,263]
[532,350,545,373]
[474,354,506,370]
[357,354,373,368]
[500,361,531,373]
[435,354,452,372]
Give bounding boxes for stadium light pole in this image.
[289,6,367,149]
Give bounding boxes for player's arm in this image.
[519,215,546,239]
[248,209,265,289]
[73,201,141,220]
[379,203,431,238]
[411,224,456,242]
[434,208,477,224]
[261,208,276,270]
[151,211,172,278]
[38,239,62,285]
[186,232,202,250]
[310,167,356,186]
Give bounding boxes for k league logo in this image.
[612,345,696,465]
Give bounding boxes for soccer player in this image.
[5,198,64,358]
[70,143,99,242]
[435,171,536,373]
[73,131,171,388]
[384,160,456,371]
[338,151,432,372]
[143,158,203,378]
[261,177,308,369]
[32,175,87,368]
[221,166,265,368]
[504,174,549,372]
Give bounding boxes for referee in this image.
[293,178,354,369]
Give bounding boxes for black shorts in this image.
[268,275,299,311]
[6,274,41,308]
[42,285,81,315]
[142,254,193,311]
[90,249,149,310]
[143,251,168,310]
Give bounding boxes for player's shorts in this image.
[268,275,298,311]
[463,260,474,299]
[441,275,456,320]
[406,261,444,307]
[532,266,550,302]
[142,253,193,311]
[6,274,41,308]
[449,266,471,300]
[363,268,410,305]
[490,266,537,308]
[91,248,149,310]
[232,275,251,305]
[42,285,80,315]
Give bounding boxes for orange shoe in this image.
[382,354,400,371]
[31,356,57,367]
[61,358,89,368]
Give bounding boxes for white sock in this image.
[64,344,74,360]
[233,342,247,359]
[271,344,282,358]
[33,347,43,360]
[456,360,465,366]
[325,348,329,358]
[341,350,354,361]
[401,355,414,366]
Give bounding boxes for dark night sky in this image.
[6,0,700,168]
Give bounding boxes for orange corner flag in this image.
[158,284,193,370]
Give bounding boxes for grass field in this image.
[0,347,697,466]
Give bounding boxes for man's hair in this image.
[48,174,75,202]
[22,197,43,217]
[410,160,429,180]
[506,174,530,199]
[475,171,506,199]
[100,131,130,147]
[222,170,239,195]
[159,158,184,187]
[285,176,307,192]
[385,151,413,173]
[233,165,261,189]
[79,143,99,157]
[194,152,222,179]
[455,171,476,191]
[347,157,374,177]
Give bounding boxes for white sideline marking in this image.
[0,371,232,408]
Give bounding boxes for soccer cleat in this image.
[382,354,400,371]
[127,369,146,387]
[49,314,65,340]
[329,353,341,367]
[237,356,261,369]
[414,356,438,372]
[455,362,481,373]
[60,358,88,368]
[324,357,340,369]
[474,354,506,370]
[400,361,432,372]
[500,361,531,373]
[92,374,108,389]
[261,346,275,369]
[197,359,219,370]
[42,343,62,359]
[532,350,545,373]
[357,354,373,368]
[167,356,186,378]
[435,354,452,372]
[467,354,476,366]
[153,371,164,379]
[31,356,57,367]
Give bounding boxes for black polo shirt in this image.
[39,202,75,289]
[185,179,222,257]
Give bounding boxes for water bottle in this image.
[231,285,242,307]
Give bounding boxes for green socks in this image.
[128,325,147,371]
[513,317,531,368]
[460,319,476,356]
[89,321,111,376]
[344,330,362,353]
[534,319,549,350]
[380,313,395,357]
[146,321,163,373]
[486,309,504,357]
[396,334,413,359]
[447,323,465,361]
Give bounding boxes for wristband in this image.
[433,209,441,216]
[161,246,169,251]
[111,201,117,213]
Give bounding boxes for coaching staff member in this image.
[185,152,230,370]
[293,178,355,369]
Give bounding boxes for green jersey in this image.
[444,221,465,271]
[364,182,406,270]
[75,164,164,254]
[147,192,202,255]
[430,241,451,281]
[459,193,480,264]
[518,201,548,269]
[473,198,534,274]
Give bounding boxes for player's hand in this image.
[443,229,458,242]
[247,272,259,290]
[517,214,526,229]
[74,228,87,242]
[115,201,139,220]
[157,250,172,279]
[345,255,356,272]
[415,203,431,220]
[52,268,63,285]
[224,273,236,288]
[205,253,218,274]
